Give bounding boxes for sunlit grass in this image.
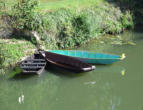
[0,38,35,67]
[38,0,104,11]
[2,0,104,12]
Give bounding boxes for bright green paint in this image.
[48,50,121,64]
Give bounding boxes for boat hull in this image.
[76,58,120,64]
[48,50,123,64]
[40,51,95,72]
[20,51,46,75]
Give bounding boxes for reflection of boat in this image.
[20,52,46,75]
[40,51,95,72]
[48,50,126,64]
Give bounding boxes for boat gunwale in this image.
[48,50,124,60]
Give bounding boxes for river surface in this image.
[0,31,143,110]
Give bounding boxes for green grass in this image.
[1,0,104,12]
[9,0,133,49]
[0,38,36,68]
[38,0,104,11]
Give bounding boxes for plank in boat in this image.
[20,51,46,75]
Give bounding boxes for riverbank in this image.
[0,0,134,72]
[0,38,36,74]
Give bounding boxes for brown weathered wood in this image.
[20,52,46,75]
[40,51,95,72]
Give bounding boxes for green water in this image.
[0,31,143,110]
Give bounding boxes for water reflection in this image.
[0,70,61,110]
[18,94,24,104]
[0,62,125,110]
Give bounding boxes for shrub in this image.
[10,0,134,49]
[11,0,40,30]
[40,5,133,48]
[121,11,134,29]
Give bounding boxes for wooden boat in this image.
[48,50,126,64]
[39,51,95,72]
[20,51,46,75]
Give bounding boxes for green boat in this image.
[48,50,126,64]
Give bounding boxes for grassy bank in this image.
[38,0,104,11]
[0,0,134,72]
[10,0,133,48]
[0,38,35,70]
[0,0,103,12]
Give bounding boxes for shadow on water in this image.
[8,62,126,81]
[10,73,37,80]
[7,66,38,80]
[132,27,143,42]
[45,65,87,78]
[8,64,86,81]
[134,25,143,33]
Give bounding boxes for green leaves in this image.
[11,0,39,30]
[121,11,134,29]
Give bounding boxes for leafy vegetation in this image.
[10,0,133,49]
[113,0,143,25]
[0,0,135,72]
[11,0,40,30]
